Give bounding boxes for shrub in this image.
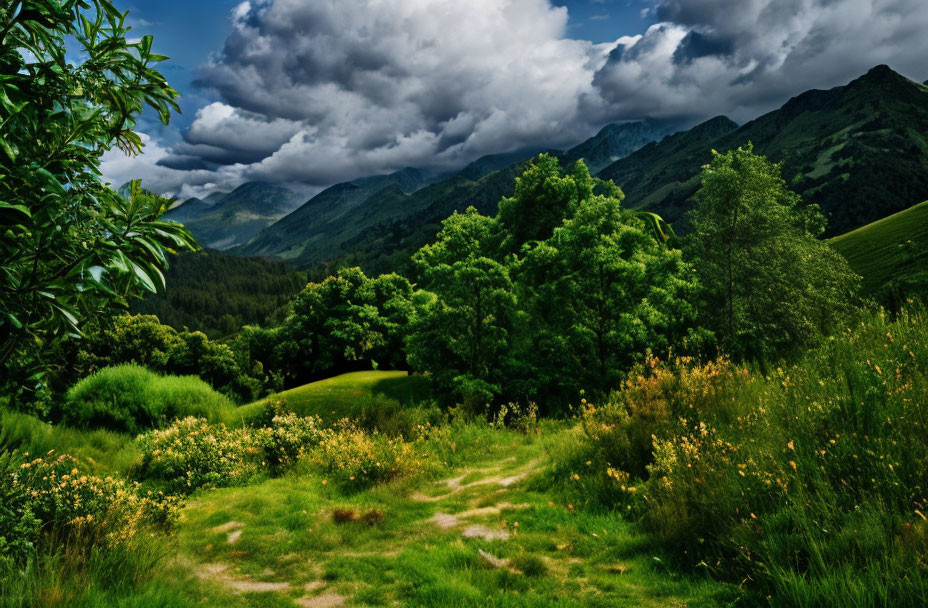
[135,413,325,493]
[311,421,428,489]
[135,418,259,494]
[580,355,745,479]
[565,306,928,604]
[254,412,326,469]
[0,451,179,568]
[62,364,236,434]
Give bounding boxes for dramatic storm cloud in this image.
[589,0,928,123]
[102,0,928,197]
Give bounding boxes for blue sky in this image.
[102,0,928,200]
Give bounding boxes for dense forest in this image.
[131,250,306,338]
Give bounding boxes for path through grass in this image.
[151,423,735,607]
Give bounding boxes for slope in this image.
[829,200,928,302]
[599,65,928,234]
[238,121,668,273]
[165,182,301,250]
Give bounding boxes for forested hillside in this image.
[131,251,306,337]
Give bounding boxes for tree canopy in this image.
[0,1,195,405]
[685,145,860,360]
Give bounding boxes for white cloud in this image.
[110,0,928,198]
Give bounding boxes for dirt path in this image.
[170,431,732,607]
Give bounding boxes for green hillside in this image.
[830,200,928,301]
[165,182,301,250]
[596,115,739,226]
[131,250,307,338]
[236,121,670,274]
[237,371,433,423]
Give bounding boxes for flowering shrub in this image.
[136,413,326,493]
[562,306,928,603]
[136,417,259,494]
[580,355,745,478]
[0,451,179,567]
[254,412,325,468]
[311,421,427,489]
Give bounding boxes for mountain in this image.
[236,121,668,273]
[830,199,928,305]
[563,119,679,173]
[601,65,928,234]
[597,116,739,225]
[164,182,301,250]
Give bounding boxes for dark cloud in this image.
[672,30,735,64]
[104,0,928,197]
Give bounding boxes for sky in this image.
[102,0,928,201]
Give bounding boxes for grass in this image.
[237,371,434,425]
[830,199,928,297]
[0,408,139,477]
[136,421,735,607]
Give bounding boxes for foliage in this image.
[131,250,306,338]
[517,180,699,403]
[0,1,196,407]
[0,451,178,568]
[135,412,324,494]
[267,267,416,386]
[409,156,698,410]
[310,421,430,489]
[75,314,267,402]
[685,145,860,361]
[60,364,236,434]
[497,154,595,252]
[407,208,518,407]
[564,305,928,605]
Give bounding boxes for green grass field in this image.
[237,371,434,424]
[830,200,928,294]
[115,422,735,608]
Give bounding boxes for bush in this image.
[311,421,427,489]
[135,413,325,494]
[135,418,259,494]
[74,315,268,403]
[61,364,236,434]
[564,306,928,604]
[0,451,178,569]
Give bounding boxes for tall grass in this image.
[553,305,928,606]
[61,364,238,434]
[0,409,139,477]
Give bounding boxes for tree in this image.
[497,153,595,253]
[0,2,195,405]
[273,268,415,385]
[406,208,518,407]
[74,315,265,403]
[516,169,698,404]
[685,145,860,360]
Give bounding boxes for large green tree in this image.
[406,208,518,407]
[0,2,195,404]
[270,267,415,385]
[685,145,860,360]
[515,166,698,404]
